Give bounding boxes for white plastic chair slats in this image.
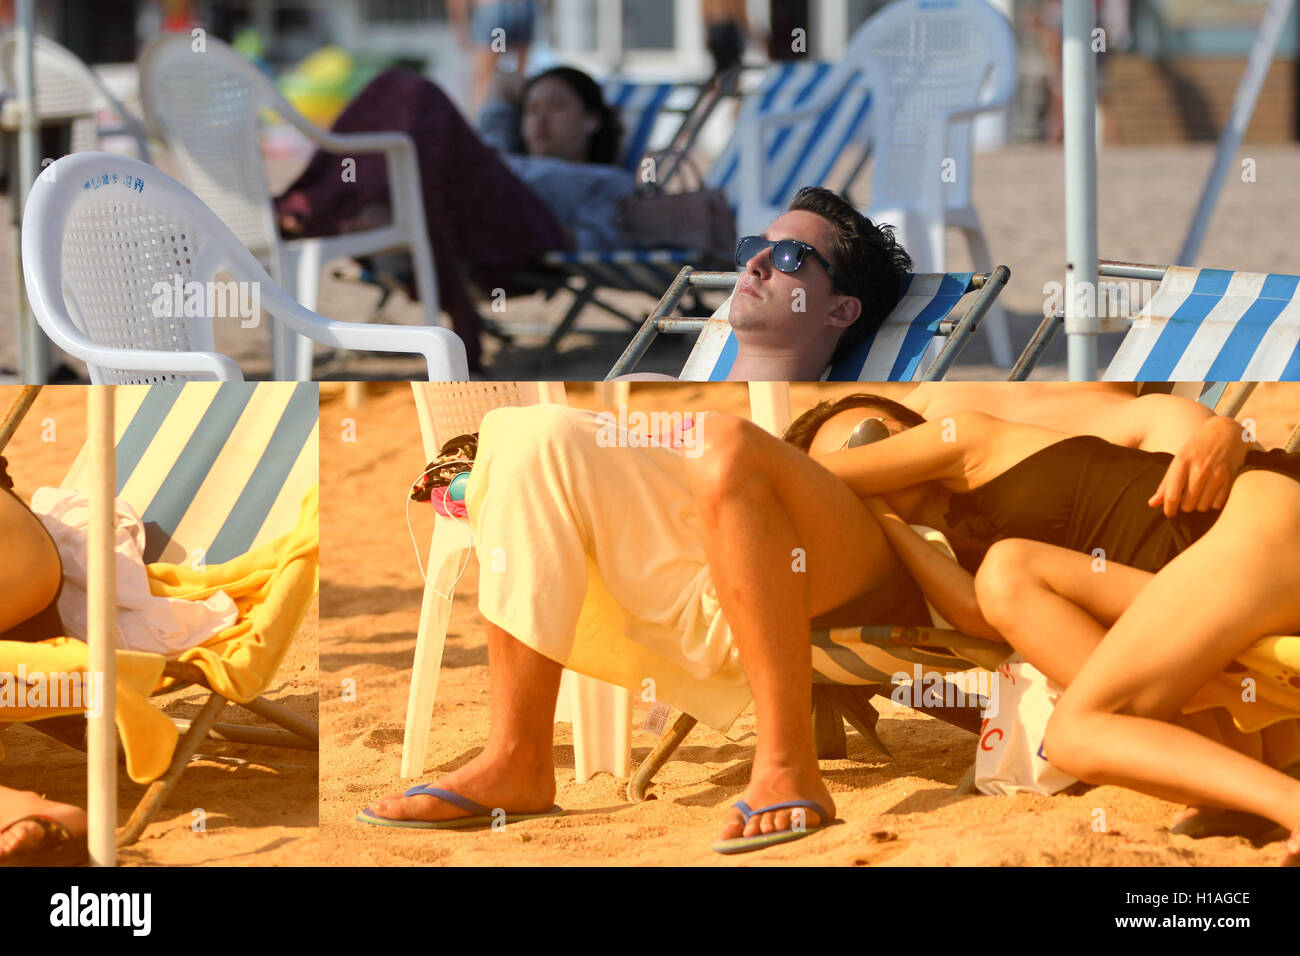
[1103,267,1300,382]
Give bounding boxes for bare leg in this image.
[686,414,915,841]
[1042,472,1300,840]
[366,621,562,821]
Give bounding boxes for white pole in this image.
[1063,0,1099,381]
[14,0,49,384]
[87,386,117,867]
[1177,0,1293,266]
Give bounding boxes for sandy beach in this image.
[317,380,1299,866]
[0,385,320,866]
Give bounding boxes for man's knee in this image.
[478,404,588,471]
[1042,704,1105,782]
[685,413,768,507]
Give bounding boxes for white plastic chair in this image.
[22,151,467,383]
[405,382,633,784]
[736,0,1016,367]
[138,33,440,381]
[0,34,151,160]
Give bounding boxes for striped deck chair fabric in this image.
[603,79,692,172]
[1103,267,1300,381]
[680,272,978,382]
[63,381,319,566]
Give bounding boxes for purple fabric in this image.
[274,70,570,371]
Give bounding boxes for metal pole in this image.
[1177,0,1293,266]
[1063,0,1099,381]
[14,0,49,384]
[86,386,117,865]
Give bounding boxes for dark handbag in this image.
[615,150,736,263]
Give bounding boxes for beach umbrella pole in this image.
[1062,0,1099,381]
[86,386,117,866]
[14,0,48,384]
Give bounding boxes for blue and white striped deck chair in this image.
[1016,262,1300,382]
[1101,265,1300,382]
[534,62,873,360]
[609,266,1010,381]
[603,78,699,173]
[61,381,319,845]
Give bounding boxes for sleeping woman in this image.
[783,394,1300,864]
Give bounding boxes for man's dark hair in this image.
[787,186,912,365]
[782,392,926,450]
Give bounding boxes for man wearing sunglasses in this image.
[618,186,913,381]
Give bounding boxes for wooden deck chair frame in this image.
[1012,260,1300,381]
[403,382,632,785]
[17,382,320,847]
[607,265,1011,382]
[626,381,1292,802]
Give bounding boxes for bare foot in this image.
[364,749,556,824]
[717,760,835,842]
[0,789,86,861]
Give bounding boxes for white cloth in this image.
[974,655,1078,796]
[30,487,237,657]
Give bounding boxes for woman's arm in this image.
[862,497,1004,642]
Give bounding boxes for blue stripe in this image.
[806,89,872,195]
[139,383,252,562]
[766,63,831,167]
[114,384,183,492]
[710,330,739,380]
[619,83,674,172]
[1134,269,1232,380]
[205,383,317,564]
[889,281,967,381]
[1282,338,1300,380]
[1204,273,1300,380]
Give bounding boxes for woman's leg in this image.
[1043,471,1300,837]
[0,489,62,637]
[686,414,920,840]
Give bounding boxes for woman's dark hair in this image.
[523,66,623,166]
[783,393,926,451]
[787,186,913,366]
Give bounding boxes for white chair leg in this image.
[962,223,1014,368]
[401,518,474,779]
[566,673,632,784]
[291,241,324,381]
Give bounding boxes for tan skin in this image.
[362,388,1253,844]
[0,489,87,860]
[812,407,1300,858]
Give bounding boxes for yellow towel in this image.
[0,486,318,783]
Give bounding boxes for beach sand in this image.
[0,384,320,866]
[317,380,1299,866]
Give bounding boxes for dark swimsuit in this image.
[0,455,65,643]
[944,435,1300,575]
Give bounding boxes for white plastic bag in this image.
[974,655,1078,796]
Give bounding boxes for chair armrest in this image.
[260,285,469,380]
[39,318,242,380]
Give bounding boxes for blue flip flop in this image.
[712,799,833,855]
[356,785,564,830]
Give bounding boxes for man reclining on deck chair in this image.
[358,383,1260,853]
[614,186,913,382]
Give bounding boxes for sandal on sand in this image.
[712,800,833,855]
[355,785,564,830]
[0,815,88,868]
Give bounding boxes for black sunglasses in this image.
[735,235,839,282]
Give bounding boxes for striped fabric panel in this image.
[64,382,318,566]
[1105,266,1300,382]
[810,628,976,687]
[705,61,872,213]
[604,80,679,172]
[683,272,974,382]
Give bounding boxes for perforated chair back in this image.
[411,382,565,460]
[138,33,281,262]
[858,0,1015,214]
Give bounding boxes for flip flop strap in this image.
[732,800,828,823]
[402,785,492,817]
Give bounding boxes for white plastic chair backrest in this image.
[0,34,136,154]
[411,383,567,461]
[138,33,282,262]
[858,0,1015,211]
[23,151,293,384]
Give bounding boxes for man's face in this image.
[728,210,859,342]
